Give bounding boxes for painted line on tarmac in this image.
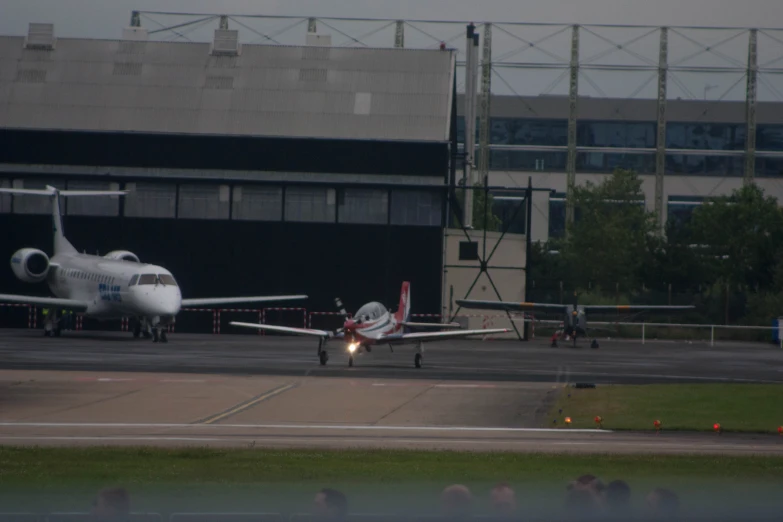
[196,382,298,425]
[0,421,612,433]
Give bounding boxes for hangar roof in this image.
[0,31,456,142]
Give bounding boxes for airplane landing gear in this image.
[348,356,354,367]
[152,327,168,343]
[414,342,423,368]
[317,339,329,366]
[133,320,141,339]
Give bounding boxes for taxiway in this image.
[1,329,782,384]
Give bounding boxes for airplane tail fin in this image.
[394,281,411,323]
[0,185,127,255]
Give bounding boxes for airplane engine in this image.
[10,248,50,283]
[104,250,140,263]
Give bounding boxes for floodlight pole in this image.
[523,176,533,341]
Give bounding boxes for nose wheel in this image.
[414,353,422,368]
[152,328,168,343]
[348,356,354,367]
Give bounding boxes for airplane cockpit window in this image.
[158,274,178,286]
[354,302,386,323]
[138,274,157,285]
[129,274,139,287]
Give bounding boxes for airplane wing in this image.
[455,299,564,312]
[584,305,695,312]
[400,321,462,329]
[229,321,331,338]
[0,294,89,312]
[380,328,509,343]
[181,295,307,307]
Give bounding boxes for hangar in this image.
[0,22,510,333]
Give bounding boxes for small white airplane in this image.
[230,281,509,368]
[0,185,307,342]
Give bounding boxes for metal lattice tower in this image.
[394,20,404,48]
[478,23,492,187]
[744,28,758,185]
[565,25,580,229]
[654,27,669,236]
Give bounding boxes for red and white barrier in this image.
[308,311,352,329]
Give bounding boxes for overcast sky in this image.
[2,0,782,38]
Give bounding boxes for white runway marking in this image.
[0,422,612,433]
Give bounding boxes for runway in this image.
[1,329,782,384]
[1,369,781,454]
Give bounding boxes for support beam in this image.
[523,176,533,341]
[307,18,317,34]
[478,24,492,192]
[464,23,479,229]
[654,27,668,236]
[744,28,758,185]
[394,20,404,48]
[565,25,580,230]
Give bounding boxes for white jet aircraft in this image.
[0,185,307,342]
[230,281,509,368]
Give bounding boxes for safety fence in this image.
[512,317,783,346]
[0,304,517,337]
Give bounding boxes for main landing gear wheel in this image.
[319,351,329,366]
[348,356,354,367]
[133,321,141,339]
[414,353,423,368]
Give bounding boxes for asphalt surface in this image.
[1,369,781,455]
[1,329,783,384]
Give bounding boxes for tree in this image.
[688,183,783,292]
[450,182,503,232]
[561,168,657,293]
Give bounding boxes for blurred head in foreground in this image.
[313,488,348,519]
[490,482,516,515]
[90,487,130,522]
[441,484,473,518]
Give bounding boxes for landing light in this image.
[348,343,358,353]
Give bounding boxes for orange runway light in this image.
[654,419,662,433]
[713,423,722,433]
[594,416,603,428]
[565,417,572,426]
[778,426,782,435]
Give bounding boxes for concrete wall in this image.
[441,228,526,339]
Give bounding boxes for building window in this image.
[124,182,176,218]
[232,186,282,221]
[178,184,230,220]
[12,179,66,215]
[490,191,527,234]
[666,155,744,177]
[284,186,336,223]
[577,152,655,174]
[390,190,442,226]
[667,196,705,229]
[459,241,479,260]
[666,123,746,151]
[758,124,783,152]
[66,181,120,216]
[338,188,388,225]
